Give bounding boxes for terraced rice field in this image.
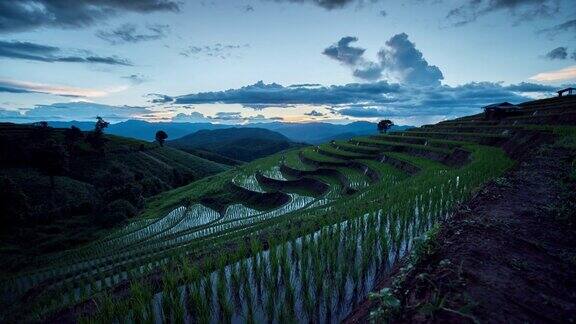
[4,96,572,322]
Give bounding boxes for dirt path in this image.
[346,146,576,323]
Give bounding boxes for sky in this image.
[0,0,575,126]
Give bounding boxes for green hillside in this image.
[1,96,575,323]
[168,127,302,162]
[0,122,227,272]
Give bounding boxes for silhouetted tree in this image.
[377,120,394,134]
[0,177,29,234]
[37,139,69,188]
[155,130,168,147]
[29,121,51,141]
[86,116,109,152]
[64,125,83,154]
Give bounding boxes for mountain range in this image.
[47,120,412,144]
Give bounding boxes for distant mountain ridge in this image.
[168,127,302,162]
[47,120,413,144]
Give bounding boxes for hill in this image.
[4,95,575,323]
[167,127,302,162]
[260,121,411,144]
[47,120,410,144]
[0,122,227,270]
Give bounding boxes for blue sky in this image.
[0,0,575,125]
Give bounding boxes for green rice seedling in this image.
[202,275,213,316]
[130,280,153,322]
[265,289,276,323]
[96,292,116,322]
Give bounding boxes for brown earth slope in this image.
[346,144,576,323]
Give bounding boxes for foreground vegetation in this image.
[0,122,227,274]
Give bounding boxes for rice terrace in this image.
[0,0,575,323]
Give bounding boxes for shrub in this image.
[96,199,137,228]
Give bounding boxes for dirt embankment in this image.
[346,145,576,323]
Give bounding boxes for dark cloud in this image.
[288,83,322,87]
[180,43,250,59]
[0,40,132,65]
[268,0,380,10]
[175,80,401,105]
[543,46,568,60]
[323,34,442,85]
[446,0,560,26]
[323,36,382,81]
[0,85,33,94]
[353,62,383,81]
[378,33,444,86]
[242,5,255,12]
[0,0,180,33]
[323,36,365,65]
[379,10,387,17]
[338,107,386,117]
[304,110,325,117]
[97,24,169,45]
[171,80,557,123]
[539,19,576,38]
[147,93,174,103]
[123,74,148,85]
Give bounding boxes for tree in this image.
[86,116,109,152]
[29,121,51,141]
[155,130,168,147]
[36,139,69,188]
[0,177,29,234]
[377,120,394,134]
[64,125,83,154]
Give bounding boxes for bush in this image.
[0,177,30,234]
[96,199,137,228]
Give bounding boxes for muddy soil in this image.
[346,146,576,323]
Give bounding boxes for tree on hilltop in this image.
[377,120,394,134]
[155,130,168,147]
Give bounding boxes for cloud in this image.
[171,111,278,124]
[172,111,209,122]
[0,40,132,65]
[379,10,387,17]
[0,79,110,97]
[446,0,560,26]
[304,110,325,117]
[242,5,255,12]
[267,0,380,10]
[323,34,442,85]
[180,43,250,59]
[0,102,152,122]
[378,33,444,86]
[97,23,170,45]
[288,83,322,87]
[123,74,148,85]
[175,80,401,105]
[353,62,383,81]
[529,65,576,82]
[170,79,557,124]
[539,19,576,38]
[210,111,243,121]
[323,36,365,66]
[323,36,382,81]
[147,93,174,103]
[0,0,180,33]
[543,47,568,60]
